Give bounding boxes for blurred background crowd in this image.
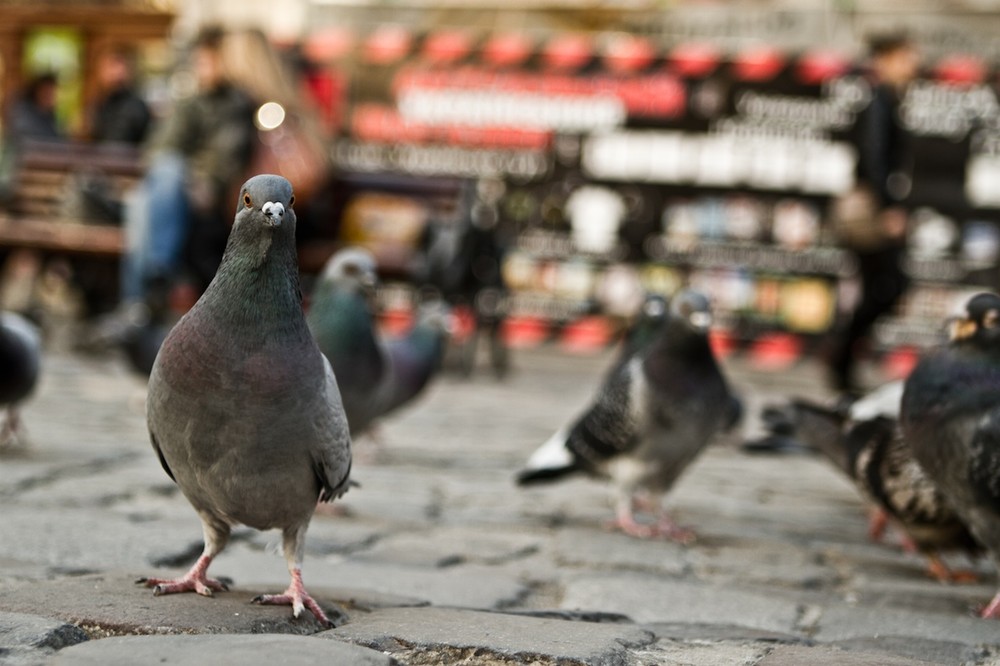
[1,0,1000,391]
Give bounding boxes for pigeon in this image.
[902,291,1000,617]
[308,249,449,436]
[139,175,353,627]
[375,298,450,419]
[517,290,740,540]
[765,384,979,582]
[0,311,40,448]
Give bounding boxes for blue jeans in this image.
[121,152,189,303]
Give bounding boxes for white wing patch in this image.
[524,428,573,471]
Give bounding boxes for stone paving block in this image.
[643,622,806,644]
[811,603,1000,645]
[0,572,354,636]
[207,544,528,609]
[550,528,689,576]
[48,634,398,665]
[326,606,654,665]
[0,612,87,650]
[760,643,944,665]
[833,636,993,665]
[631,639,770,666]
[0,507,196,574]
[560,572,804,633]
[361,526,543,568]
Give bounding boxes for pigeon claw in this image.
[252,578,333,627]
[139,574,228,597]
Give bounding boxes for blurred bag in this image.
[831,184,884,251]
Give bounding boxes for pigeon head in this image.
[670,290,713,334]
[319,247,378,294]
[951,292,1000,346]
[233,174,295,234]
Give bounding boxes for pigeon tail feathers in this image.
[517,428,578,485]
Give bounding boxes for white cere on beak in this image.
[262,201,284,227]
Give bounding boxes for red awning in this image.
[482,32,534,68]
[541,33,592,71]
[935,54,987,85]
[796,49,850,84]
[602,34,656,73]
[304,27,354,62]
[732,45,786,81]
[363,25,413,65]
[669,42,721,78]
[422,30,473,65]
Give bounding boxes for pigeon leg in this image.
[0,407,23,448]
[924,554,979,584]
[252,524,332,627]
[980,590,1000,619]
[651,512,697,544]
[606,495,654,539]
[867,507,889,543]
[138,517,230,597]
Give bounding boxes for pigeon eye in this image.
[243,193,253,208]
[289,195,295,208]
[985,310,999,329]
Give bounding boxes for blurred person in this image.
[827,32,919,393]
[118,25,257,322]
[8,73,62,141]
[88,45,151,146]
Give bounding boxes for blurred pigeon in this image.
[307,248,381,435]
[902,292,1000,617]
[308,249,449,436]
[139,175,353,627]
[0,312,40,448]
[517,290,740,540]
[766,385,979,582]
[375,299,449,419]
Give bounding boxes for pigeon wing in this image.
[314,355,354,503]
[564,358,645,468]
[967,409,1000,516]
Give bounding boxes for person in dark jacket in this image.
[89,46,151,146]
[828,32,919,393]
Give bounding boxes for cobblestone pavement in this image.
[1,345,999,665]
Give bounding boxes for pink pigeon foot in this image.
[651,514,697,544]
[252,569,332,627]
[137,554,228,597]
[867,507,889,542]
[979,590,1000,619]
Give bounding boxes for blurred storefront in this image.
[280,2,1000,362]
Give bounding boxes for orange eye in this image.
[289,195,295,208]
[243,193,253,208]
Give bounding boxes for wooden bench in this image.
[0,140,140,256]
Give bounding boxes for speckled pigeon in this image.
[0,311,40,448]
[308,249,448,436]
[902,292,1000,618]
[140,175,353,627]
[769,384,979,582]
[517,290,741,540]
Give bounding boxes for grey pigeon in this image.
[308,249,448,436]
[766,383,979,582]
[0,311,40,448]
[517,290,740,540]
[902,292,1000,618]
[140,175,353,627]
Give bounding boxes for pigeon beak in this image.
[949,317,977,342]
[262,201,284,228]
